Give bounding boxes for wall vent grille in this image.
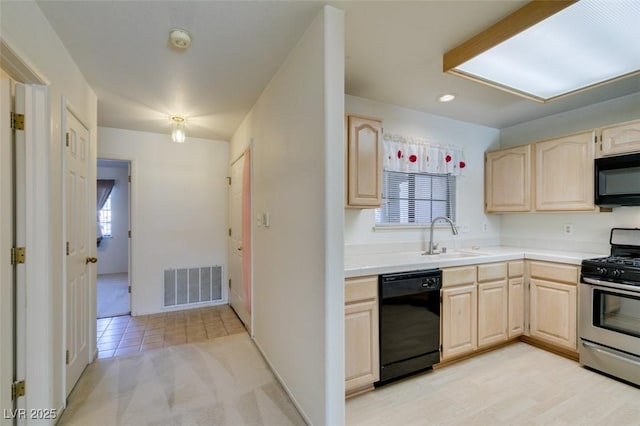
[163,266,222,307]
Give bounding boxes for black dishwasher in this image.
[378,269,441,385]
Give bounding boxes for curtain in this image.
[382,133,466,175]
[241,149,252,314]
[96,179,115,246]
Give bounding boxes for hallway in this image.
[59,332,306,425]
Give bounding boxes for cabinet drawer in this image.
[478,262,507,282]
[443,266,477,287]
[529,261,578,285]
[346,276,378,303]
[508,261,524,278]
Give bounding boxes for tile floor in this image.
[96,305,246,359]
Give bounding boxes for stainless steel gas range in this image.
[580,228,640,387]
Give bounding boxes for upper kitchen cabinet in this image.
[534,131,596,211]
[346,115,383,208]
[485,145,531,212]
[599,119,640,157]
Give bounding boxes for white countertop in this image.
[345,246,607,278]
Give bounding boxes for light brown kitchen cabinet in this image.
[346,115,383,208]
[534,131,595,211]
[507,261,525,338]
[599,118,640,156]
[528,261,578,352]
[345,275,379,397]
[477,262,508,348]
[441,283,477,360]
[485,145,531,212]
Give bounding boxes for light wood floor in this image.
[347,342,640,425]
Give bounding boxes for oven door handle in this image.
[581,277,640,293]
[582,341,640,367]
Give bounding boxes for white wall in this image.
[1,0,98,418]
[98,127,229,315]
[229,6,344,425]
[97,163,129,274]
[344,95,502,253]
[499,92,640,253]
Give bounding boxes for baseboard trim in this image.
[519,335,579,361]
[434,338,520,369]
[251,337,313,426]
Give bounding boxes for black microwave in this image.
[595,152,640,206]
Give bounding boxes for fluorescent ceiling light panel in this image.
[445,0,640,102]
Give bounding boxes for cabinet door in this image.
[600,119,640,156]
[534,131,595,211]
[485,145,531,212]
[346,115,382,208]
[508,277,525,338]
[345,299,379,395]
[477,280,508,348]
[529,278,577,350]
[442,284,477,360]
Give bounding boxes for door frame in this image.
[61,98,95,399]
[96,157,133,316]
[96,153,137,315]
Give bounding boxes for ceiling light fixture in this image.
[170,116,186,143]
[443,0,640,102]
[438,94,456,103]
[169,29,192,49]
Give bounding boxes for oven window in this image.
[593,290,640,338]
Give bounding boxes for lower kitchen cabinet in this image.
[441,284,477,360]
[508,276,525,338]
[508,261,525,338]
[345,276,379,397]
[477,280,508,348]
[529,278,577,351]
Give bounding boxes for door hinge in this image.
[228,228,232,237]
[128,175,131,183]
[66,132,70,147]
[66,350,70,365]
[439,344,442,353]
[11,380,25,400]
[128,286,131,294]
[594,134,597,143]
[128,230,131,238]
[10,112,25,131]
[66,241,70,256]
[11,247,26,265]
[227,176,231,185]
[228,279,231,288]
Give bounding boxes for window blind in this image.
[376,170,456,225]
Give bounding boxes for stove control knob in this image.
[611,269,622,278]
[596,267,607,276]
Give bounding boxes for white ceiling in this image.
[36,1,640,141]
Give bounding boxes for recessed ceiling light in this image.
[438,94,456,103]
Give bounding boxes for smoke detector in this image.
[169,29,192,49]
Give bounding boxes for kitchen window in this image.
[375,170,456,225]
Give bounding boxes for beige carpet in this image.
[59,333,306,426]
[97,273,130,318]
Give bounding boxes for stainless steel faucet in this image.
[427,216,458,254]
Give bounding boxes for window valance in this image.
[382,133,466,176]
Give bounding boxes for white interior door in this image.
[65,111,91,396]
[0,77,15,423]
[229,155,250,329]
